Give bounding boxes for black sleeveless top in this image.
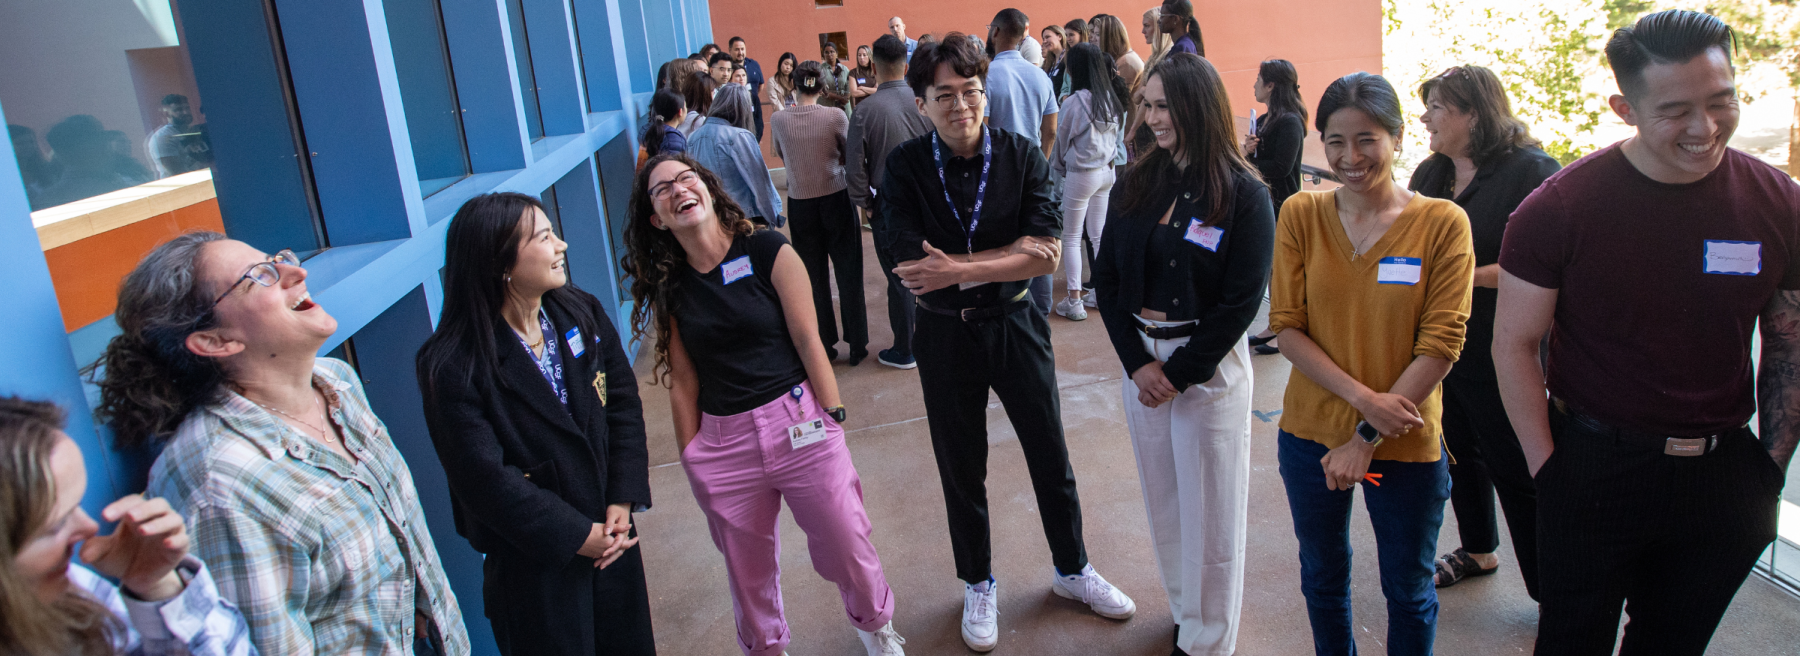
[671,230,809,416]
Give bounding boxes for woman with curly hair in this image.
[622,153,905,656]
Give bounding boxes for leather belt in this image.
[1551,397,1740,457]
[916,289,1031,322]
[1136,321,1198,340]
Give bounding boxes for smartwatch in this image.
[1354,421,1383,448]
[826,405,848,423]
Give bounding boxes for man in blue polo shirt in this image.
[729,36,766,140]
[984,7,1059,317]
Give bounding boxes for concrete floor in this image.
[625,226,1800,655]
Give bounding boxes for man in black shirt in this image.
[879,33,1136,653]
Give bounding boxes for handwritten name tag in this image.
[1703,240,1761,276]
[565,327,585,358]
[1184,221,1224,252]
[722,255,754,284]
[1377,257,1423,285]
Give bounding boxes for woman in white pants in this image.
[1090,53,1275,656]
[1051,43,1128,321]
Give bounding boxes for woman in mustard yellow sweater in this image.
[1267,72,1473,656]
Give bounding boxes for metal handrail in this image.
[1302,164,1340,185]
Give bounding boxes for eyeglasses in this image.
[933,88,987,110]
[649,169,703,201]
[209,249,300,311]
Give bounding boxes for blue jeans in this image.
[1277,431,1450,656]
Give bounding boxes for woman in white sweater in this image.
[1052,43,1130,321]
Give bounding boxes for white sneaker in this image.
[857,621,906,656]
[1054,296,1088,321]
[1051,565,1136,620]
[1082,290,1097,308]
[961,579,999,652]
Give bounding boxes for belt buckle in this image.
[960,307,976,321]
[1664,437,1707,456]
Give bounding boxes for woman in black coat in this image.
[416,192,655,655]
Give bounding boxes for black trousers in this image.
[484,541,656,655]
[1440,371,1541,600]
[869,196,915,358]
[788,189,867,352]
[1535,405,1781,656]
[914,305,1087,583]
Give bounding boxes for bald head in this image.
[890,17,907,39]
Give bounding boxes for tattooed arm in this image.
[1757,289,1800,473]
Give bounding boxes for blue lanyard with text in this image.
[931,127,992,256]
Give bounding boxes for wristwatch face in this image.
[1357,422,1380,441]
[830,408,847,422]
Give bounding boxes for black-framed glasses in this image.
[649,169,702,201]
[932,88,987,109]
[209,249,300,310]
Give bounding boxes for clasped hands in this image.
[893,236,1059,295]
[84,495,193,602]
[578,503,638,569]
[1319,391,1422,491]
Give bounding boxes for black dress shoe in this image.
[847,349,868,366]
[824,346,839,362]
[1248,333,1276,347]
[1254,343,1281,355]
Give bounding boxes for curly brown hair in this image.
[85,231,228,450]
[622,153,757,385]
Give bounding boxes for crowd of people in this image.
[4,5,1798,656]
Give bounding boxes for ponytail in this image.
[643,89,685,157]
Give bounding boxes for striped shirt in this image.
[70,556,257,655]
[148,358,470,656]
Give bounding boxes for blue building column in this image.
[0,98,117,517]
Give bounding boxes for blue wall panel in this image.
[442,0,533,173]
[608,0,655,94]
[345,286,499,651]
[0,98,118,519]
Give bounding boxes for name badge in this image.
[722,255,754,284]
[1703,240,1761,276]
[789,418,830,450]
[565,327,585,358]
[1377,257,1423,285]
[1184,220,1223,252]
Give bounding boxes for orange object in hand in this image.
[1363,473,1383,486]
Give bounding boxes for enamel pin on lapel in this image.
[593,372,607,406]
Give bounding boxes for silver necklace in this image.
[1347,218,1380,260]
[255,392,335,445]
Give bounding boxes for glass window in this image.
[383,0,471,197]
[4,0,215,211]
[504,0,545,141]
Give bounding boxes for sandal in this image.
[1434,548,1499,588]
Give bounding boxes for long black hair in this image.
[1257,59,1308,139]
[1118,54,1258,227]
[416,192,601,399]
[643,89,685,157]
[1066,43,1127,125]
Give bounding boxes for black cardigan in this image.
[417,292,651,566]
[1247,112,1305,209]
[1408,146,1560,379]
[1092,167,1276,389]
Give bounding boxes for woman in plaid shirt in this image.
[91,232,471,655]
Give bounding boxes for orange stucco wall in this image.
[44,198,224,331]
[713,0,1382,145]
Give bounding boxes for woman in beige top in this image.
[1096,15,1143,86]
[766,53,797,117]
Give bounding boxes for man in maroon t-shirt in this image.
[1495,10,1800,655]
